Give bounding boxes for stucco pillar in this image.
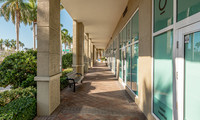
[72,20,84,75]
[116,36,120,79]
[88,39,92,68]
[93,46,97,64]
[84,33,89,73]
[35,0,61,116]
[90,42,94,67]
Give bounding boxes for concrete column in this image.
[72,20,84,75]
[90,43,94,67]
[35,0,61,116]
[88,39,92,68]
[116,36,120,79]
[93,46,97,64]
[84,33,89,73]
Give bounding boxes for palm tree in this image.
[26,0,37,50]
[61,29,68,53]
[0,39,3,50]
[66,35,72,52]
[19,41,25,49]
[4,39,10,50]
[60,3,64,10]
[0,0,29,51]
[10,39,16,50]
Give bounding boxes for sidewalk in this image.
[35,63,146,120]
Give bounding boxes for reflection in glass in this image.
[122,27,127,47]
[126,46,131,88]
[177,0,200,21]
[184,31,200,120]
[131,11,139,42]
[153,30,173,120]
[154,0,173,32]
[120,32,123,48]
[127,21,131,44]
[119,49,122,79]
[131,43,138,95]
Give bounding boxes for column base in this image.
[84,62,89,73]
[72,64,85,75]
[34,73,61,116]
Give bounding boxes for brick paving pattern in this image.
[35,63,147,120]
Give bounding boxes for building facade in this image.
[105,0,200,120]
[36,0,200,120]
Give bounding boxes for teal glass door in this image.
[126,46,131,88]
[184,31,200,120]
[119,49,122,79]
[122,49,126,82]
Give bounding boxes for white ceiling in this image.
[61,0,128,49]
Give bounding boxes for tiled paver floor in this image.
[35,63,146,120]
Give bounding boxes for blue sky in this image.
[0,2,73,49]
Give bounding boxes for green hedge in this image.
[0,97,36,120]
[62,53,72,69]
[60,68,73,90]
[0,87,36,106]
[0,87,36,120]
[60,75,69,90]
[0,50,37,89]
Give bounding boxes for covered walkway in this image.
[35,63,146,120]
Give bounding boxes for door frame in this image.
[176,21,200,120]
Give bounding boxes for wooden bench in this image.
[66,71,83,92]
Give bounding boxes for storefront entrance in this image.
[176,21,200,120]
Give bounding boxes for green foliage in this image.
[62,53,72,69]
[0,50,37,89]
[0,87,36,106]
[100,57,106,61]
[60,68,73,90]
[0,97,36,120]
[62,68,73,75]
[60,75,69,91]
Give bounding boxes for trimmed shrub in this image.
[60,75,69,90]
[0,50,37,89]
[0,87,36,106]
[100,57,105,61]
[62,53,72,69]
[60,68,73,90]
[0,97,36,120]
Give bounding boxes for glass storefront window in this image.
[119,49,122,79]
[122,27,127,46]
[131,11,139,43]
[119,32,123,48]
[126,46,131,88]
[177,0,200,22]
[131,43,138,95]
[127,21,131,44]
[154,0,173,32]
[153,30,173,120]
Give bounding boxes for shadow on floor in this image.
[35,63,147,120]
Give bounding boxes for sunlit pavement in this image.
[35,63,146,120]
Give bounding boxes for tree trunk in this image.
[69,42,71,52]
[16,9,20,51]
[65,43,67,54]
[33,22,36,50]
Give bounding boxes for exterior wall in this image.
[137,0,154,119]
[106,0,155,119]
